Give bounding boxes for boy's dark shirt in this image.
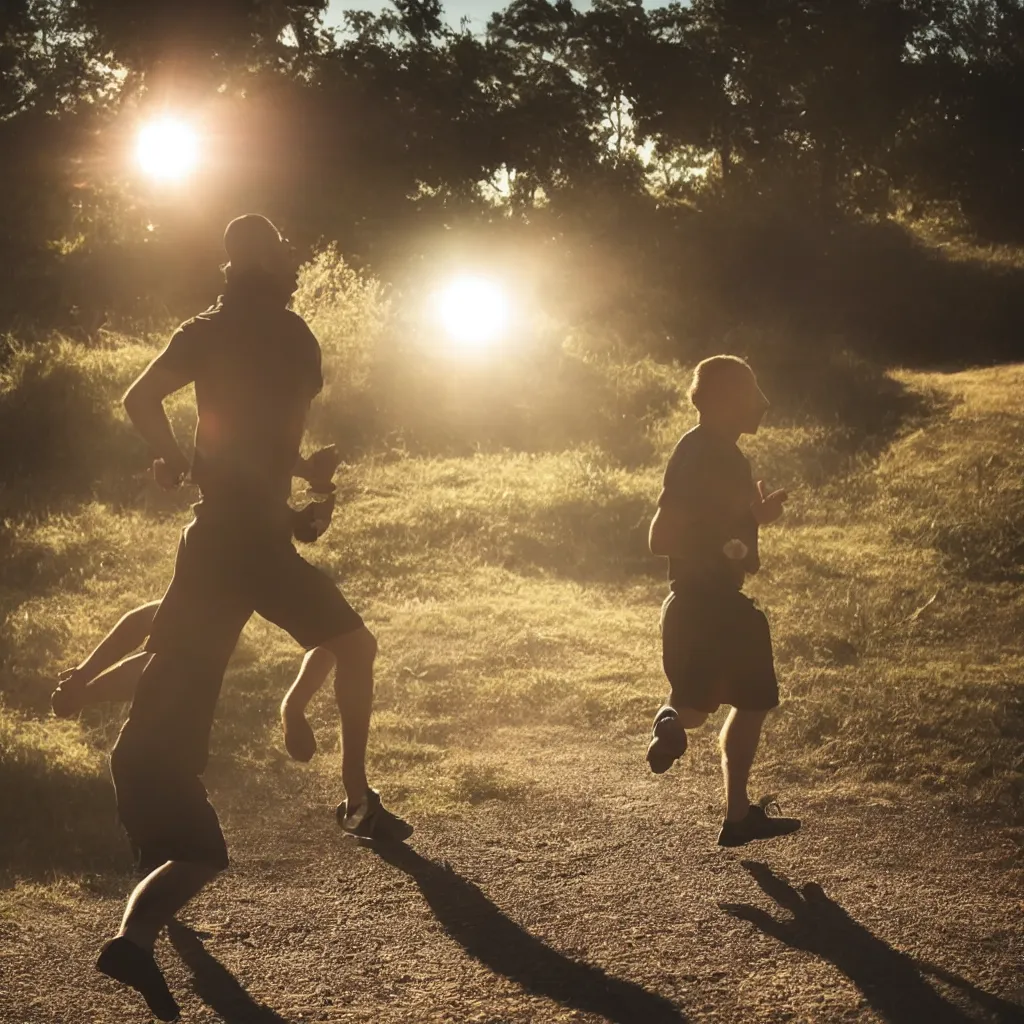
[659,424,759,592]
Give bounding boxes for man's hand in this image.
[153,456,188,490]
[752,479,787,525]
[293,493,336,544]
[299,445,340,494]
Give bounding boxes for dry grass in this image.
[1,330,1023,904]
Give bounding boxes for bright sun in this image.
[436,276,510,351]
[135,117,200,183]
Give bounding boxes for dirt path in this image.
[3,727,1023,1024]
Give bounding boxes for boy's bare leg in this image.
[280,646,336,762]
[720,708,769,821]
[52,652,151,718]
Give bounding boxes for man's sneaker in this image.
[96,936,180,1021]
[336,788,413,842]
[718,795,801,847]
[646,708,688,774]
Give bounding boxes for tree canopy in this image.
[2,0,1023,331]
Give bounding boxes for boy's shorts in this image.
[661,585,779,713]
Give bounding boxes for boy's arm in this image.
[80,651,150,705]
[75,602,160,680]
[649,498,714,557]
[751,479,787,525]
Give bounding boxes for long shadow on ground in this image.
[721,861,1024,1024]
[372,842,687,1024]
[167,922,293,1024]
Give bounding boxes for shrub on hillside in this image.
[294,246,682,463]
[0,336,169,511]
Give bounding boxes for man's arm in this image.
[123,360,194,482]
[294,443,340,492]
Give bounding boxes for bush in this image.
[294,245,685,463]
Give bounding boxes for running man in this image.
[51,501,339,762]
[645,355,801,847]
[94,214,407,1021]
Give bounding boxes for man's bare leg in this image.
[316,626,411,840]
[323,626,377,808]
[97,860,220,1021]
[280,646,336,762]
[117,861,220,950]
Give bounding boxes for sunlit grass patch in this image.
[0,353,1022,898]
[0,704,128,885]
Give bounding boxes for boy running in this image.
[645,355,801,847]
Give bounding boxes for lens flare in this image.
[135,117,200,183]
[436,276,509,351]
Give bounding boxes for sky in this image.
[327,0,507,32]
[326,0,665,34]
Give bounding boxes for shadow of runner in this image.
[720,861,1024,1024]
[167,921,294,1024]
[370,842,688,1024]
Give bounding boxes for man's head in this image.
[223,214,297,292]
[688,354,769,436]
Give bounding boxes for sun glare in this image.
[135,117,200,183]
[436,276,510,351]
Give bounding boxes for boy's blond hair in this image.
[687,354,752,412]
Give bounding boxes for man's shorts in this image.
[111,515,364,871]
[147,515,364,663]
[661,585,779,713]
[110,738,229,874]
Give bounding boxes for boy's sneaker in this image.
[718,795,801,847]
[646,708,688,774]
[96,936,180,1022]
[336,788,413,842]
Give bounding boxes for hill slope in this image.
[1,363,1022,1022]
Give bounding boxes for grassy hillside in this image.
[1,323,1022,897]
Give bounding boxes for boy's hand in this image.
[752,479,787,525]
[51,666,88,718]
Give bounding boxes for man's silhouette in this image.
[96,215,408,1021]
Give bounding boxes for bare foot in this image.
[51,668,88,718]
[280,698,317,762]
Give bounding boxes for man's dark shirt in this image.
[659,425,759,591]
[152,276,323,527]
[119,276,323,771]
